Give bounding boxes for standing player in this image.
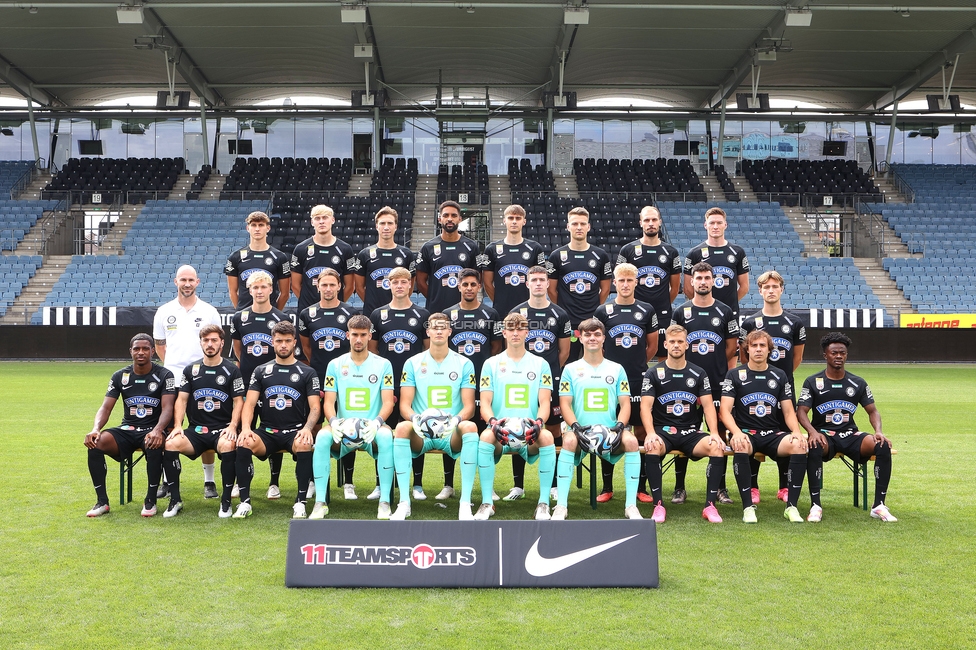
[234,321,320,519]
[354,206,416,316]
[390,313,479,521]
[152,264,222,499]
[309,315,396,520]
[415,201,480,314]
[225,211,290,310]
[671,262,739,505]
[548,207,613,360]
[739,270,806,504]
[290,204,357,312]
[509,266,572,501]
[640,324,727,524]
[83,334,176,517]
[721,330,811,523]
[479,204,547,318]
[162,325,245,518]
[298,268,360,500]
[593,263,658,503]
[682,206,750,318]
[616,205,682,359]
[554,318,642,521]
[475,312,556,521]
[797,332,897,522]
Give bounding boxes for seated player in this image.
[475,312,556,521]
[554,318,642,521]
[797,332,897,522]
[390,312,479,520]
[309,315,396,520]
[233,321,321,519]
[84,334,176,517]
[641,324,727,524]
[162,324,245,518]
[720,330,811,523]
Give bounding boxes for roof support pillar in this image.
[884,96,898,176]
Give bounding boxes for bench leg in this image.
[120,454,127,506]
[861,460,869,511]
[589,453,597,510]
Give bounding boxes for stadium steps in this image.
[731,176,759,202]
[411,174,438,249]
[853,258,914,315]
[197,174,226,200]
[98,205,144,254]
[873,176,909,204]
[554,175,579,199]
[700,175,726,203]
[11,170,54,201]
[855,213,916,259]
[348,173,371,197]
[0,254,71,325]
[166,174,195,200]
[489,175,511,241]
[2,210,61,257]
[782,206,830,258]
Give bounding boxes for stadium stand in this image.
[714,165,739,201]
[0,255,43,317]
[185,165,212,200]
[741,159,880,206]
[884,257,974,313]
[439,160,489,204]
[0,199,60,251]
[574,157,705,200]
[0,160,34,197]
[220,156,352,200]
[507,158,554,196]
[41,157,185,204]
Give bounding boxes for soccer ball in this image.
[493,417,539,451]
[574,424,622,456]
[330,418,376,449]
[412,408,459,439]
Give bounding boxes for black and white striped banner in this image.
[41,306,117,326]
[807,308,885,329]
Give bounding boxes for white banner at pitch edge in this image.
[808,308,883,328]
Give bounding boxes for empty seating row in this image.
[42,157,185,204]
[220,156,352,200]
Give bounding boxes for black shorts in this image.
[254,427,298,459]
[182,426,223,459]
[654,309,671,358]
[743,429,788,457]
[105,425,153,459]
[822,429,869,462]
[654,426,709,459]
[628,394,643,428]
[472,396,486,433]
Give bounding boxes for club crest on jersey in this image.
[496,244,504,255]
[216,375,226,385]
[341,364,349,376]
[370,247,377,259]
[381,309,389,321]
[433,244,442,256]
[686,377,696,387]
[449,372,458,381]
[846,387,856,397]
[700,248,709,259]
[755,317,763,329]
[191,364,200,377]
[739,369,748,381]
[265,258,273,266]
[657,367,666,380]
[265,365,274,375]
[241,311,249,323]
[767,379,777,389]
[240,249,248,259]
[122,372,130,385]
[560,250,568,262]
[149,382,158,392]
[816,377,825,390]
[684,307,692,320]
[606,304,614,315]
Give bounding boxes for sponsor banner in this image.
[900,314,976,328]
[807,308,884,329]
[285,520,658,588]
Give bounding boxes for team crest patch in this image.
[527,372,537,381]
[522,251,531,260]
[683,307,692,320]
[816,377,825,390]
[657,367,666,380]
[606,304,614,315]
[395,257,403,265]
[332,255,341,264]
[265,365,274,375]
[728,254,736,263]
[167,315,176,324]
[588,259,596,268]
[768,379,777,389]
[659,254,668,263]
[240,249,248,259]
[605,376,614,384]
[700,248,709,259]
[846,387,856,397]
[368,374,378,384]
[634,245,642,256]
[434,244,442,256]
[370,247,377,259]
[149,382,158,392]
[267,321,276,330]
[782,324,791,333]
[264,258,273,265]
[191,364,200,377]
[738,369,748,381]
[560,250,568,262]
[337,315,346,324]
[409,318,418,326]
[216,375,226,385]
[711,317,721,327]
[449,372,458,381]
[459,253,467,262]
[341,365,349,376]
[496,244,504,255]
[755,317,763,329]
[381,309,389,321]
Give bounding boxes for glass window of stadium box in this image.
[515,119,546,170]
[631,120,660,160]
[960,125,976,164]
[933,124,962,164]
[295,118,326,159]
[602,120,632,160]
[485,118,515,175]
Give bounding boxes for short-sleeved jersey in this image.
[291,237,358,312]
[480,352,553,420]
[230,307,290,385]
[672,299,739,393]
[640,361,712,431]
[683,242,750,316]
[616,240,682,313]
[446,303,502,377]
[323,352,394,421]
[415,235,481,313]
[797,370,875,434]
[721,364,792,433]
[224,246,290,309]
[179,358,246,430]
[547,244,613,326]
[298,301,360,381]
[739,311,806,388]
[151,297,222,376]
[355,244,416,316]
[248,360,320,430]
[512,300,572,379]
[105,363,177,429]
[478,239,547,318]
[559,358,630,428]
[369,303,430,389]
[593,300,659,384]
[401,350,476,417]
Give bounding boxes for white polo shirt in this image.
[152,296,222,376]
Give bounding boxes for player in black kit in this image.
[84,334,176,517]
[479,204,547,318]
[683,206,750,318]
[797,332,897,522]
[290,204,357,312]
[162,325,245,518]
[616,206,681,358]
[354,206,416,316]
[416,201,480,313]
[224,211,290,310]
[234,321,320,519]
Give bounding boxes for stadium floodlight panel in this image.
[564,7,589,25]
[116,5,144,24]
[784,8,812,27]
[354,44,373,59]
[341,6,367,23]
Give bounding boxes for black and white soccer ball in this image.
[493,417,539,451]
[330,418,377,449]
[412,408,459,439]
[574,424,622,456]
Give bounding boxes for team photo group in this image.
[83,200,897,525]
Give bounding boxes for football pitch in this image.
[1,361,973,649]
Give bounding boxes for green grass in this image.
[1,361,974,649]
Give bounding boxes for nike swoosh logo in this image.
[524,534,639,577]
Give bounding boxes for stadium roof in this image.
[2,0,976,114]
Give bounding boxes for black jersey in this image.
[290,237,357,312]
[106,363,177,429]
[355,244,416,316]
[641,361,712,432]
[798,370,875,434]
[683,242,750,316]
[512,300,573,379]
[739,311,806,389]
[672,299,739,394]
[616,240,682,313]
[224,246,290,309]
[230,307,290,385]
[298,301,360,381]
[593,300,659,384]
[415,235,480,314]
[179,358,246,430]
[478,239,547,318]
[248,360,320,430]
[547,244,613,326]
[369,303,430,389]
[721,364,792,432]
[446,303,502,377]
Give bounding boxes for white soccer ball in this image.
[493,417,537,451]
[412,408,459,439]
[330,418,372,449]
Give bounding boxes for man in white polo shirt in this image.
[153,264,222,498]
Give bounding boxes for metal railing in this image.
[8,160,38,199]
[885,165,916,204]
[72,194,123,256]
[854,210,894,259]
[804,206,848,257]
